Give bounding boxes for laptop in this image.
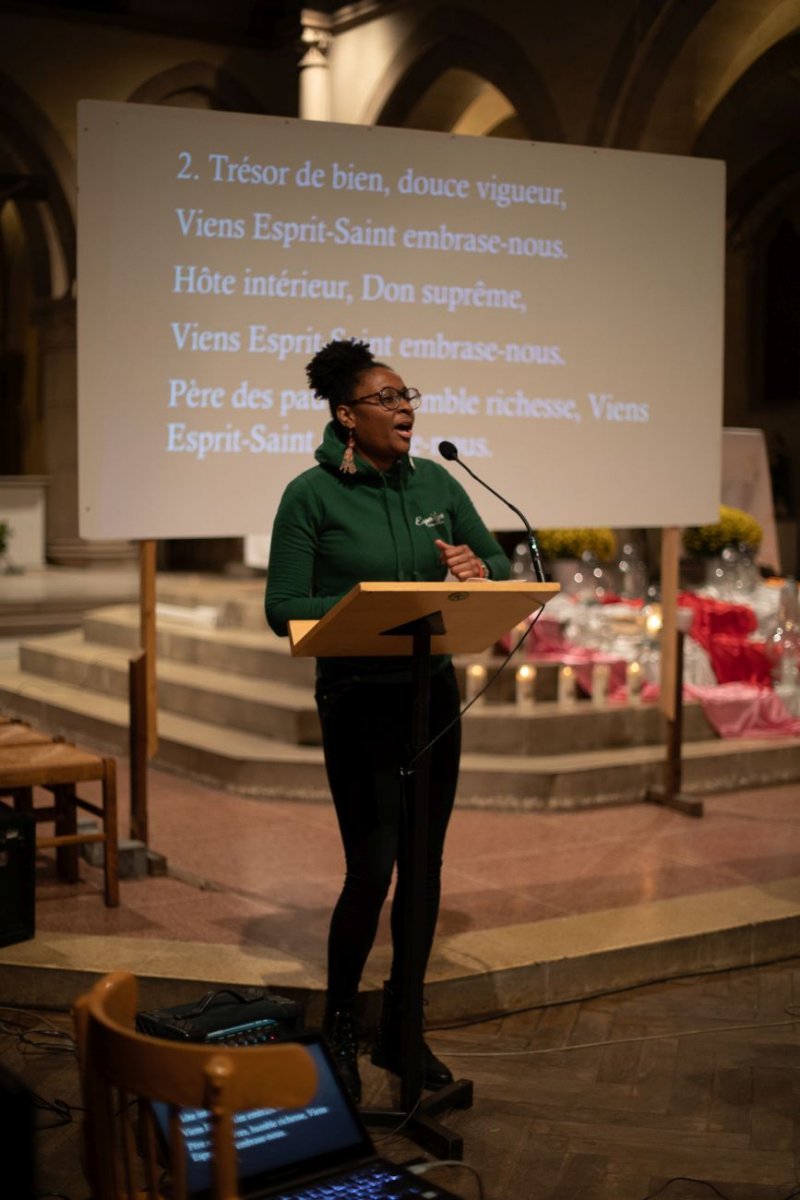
[152,1032,461,1200]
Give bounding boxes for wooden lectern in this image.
[289,579,558,1158]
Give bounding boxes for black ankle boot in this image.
[322,1007,362,1104]
[371,982,454,1091]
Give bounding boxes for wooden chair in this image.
[0,721,54,747]
[0,740,120,906]
[73,971,318,1200]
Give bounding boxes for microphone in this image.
[438,441,546,583]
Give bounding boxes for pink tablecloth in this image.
[498,595,797,737]
[685,683,800,738]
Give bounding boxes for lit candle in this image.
[592,663,610,706]
[645,607,663,637]
[515,663,536,707]
[557,664,575,705]
[626,660,643,704]
[465,662,488,705]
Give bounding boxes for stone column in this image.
[36,296,136,566]
[299,11,333,121]
[242,13,333,573]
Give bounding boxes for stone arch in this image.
[128,61,263,113]
[694,29,800,565]
[0,71,76,298]
[602,0,717,148]
[695,31,800,200]
[364,5,563,142]
[0,76,96,563]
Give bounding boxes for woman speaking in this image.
[266,339,509,1102]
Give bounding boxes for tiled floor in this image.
[20,767,798,939]
[2,563,798,1034]
[4,760,799,1019]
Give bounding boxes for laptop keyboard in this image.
[269,1161,443,1199]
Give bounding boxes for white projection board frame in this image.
[77,100,725,541]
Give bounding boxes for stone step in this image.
[84,604,543,703]
[0,568,140,638]
[0,663,325,794]
[85,604,517,696]
[464,699,714,754]
[83,605,315,688]
[2,662,800,810]
[156,579,267,631]
[78,605,717,750]
[12,626,712,755]
[0,599,128,639]
[17,631,320,745]
[82,601,657,717]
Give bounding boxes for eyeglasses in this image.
[350,387,422,411]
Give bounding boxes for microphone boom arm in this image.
[449,455,546,584]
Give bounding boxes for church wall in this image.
[0,9,296,155]
[0,1,796,569]
[326,0,642,143]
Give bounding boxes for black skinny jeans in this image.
[315,665,461,1010]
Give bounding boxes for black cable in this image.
[370,1094,424,1147]
[19,1029,77,1055]
[30,1090,83,1130]
[405,604,544,771]
[638,1178,732,1200]
[641,1178,800,1200]
[638,1171,800,1200]
[0,1008,83,1140]
[0,1015,77,1055]
[409,1159,485,1200]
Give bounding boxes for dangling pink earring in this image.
[339,430,356,475]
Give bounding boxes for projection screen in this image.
[77,100,725,540]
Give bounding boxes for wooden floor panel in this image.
[3,957,800,1200]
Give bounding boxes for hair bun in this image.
[306,338,375,400]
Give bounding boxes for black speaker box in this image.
[0,806,35,947]
[0,1063,36,1199]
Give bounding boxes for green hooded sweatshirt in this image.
[265,421,510,683]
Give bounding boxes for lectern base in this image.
[363,1077,473,1159]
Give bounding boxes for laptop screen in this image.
[152,1035,375,1199]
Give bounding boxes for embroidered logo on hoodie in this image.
[415,511,445,528]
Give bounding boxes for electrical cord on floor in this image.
[0,1004,71,1028]
[0,1007,83,1134]
[639,1179,734,1200]
[407,1158,484,1200]
[639,1178,800,1200]
[369,1094,424,1147]
[419,1007,800,1200]
[0,1007,77,1055]
[430,1014,800,1058]
[30,1089,83,1130]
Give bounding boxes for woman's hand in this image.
[434,538,486,581]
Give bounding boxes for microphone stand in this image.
[440,447,547,583]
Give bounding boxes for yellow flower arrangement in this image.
[682,505,762,556]
[536,527,617,561]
